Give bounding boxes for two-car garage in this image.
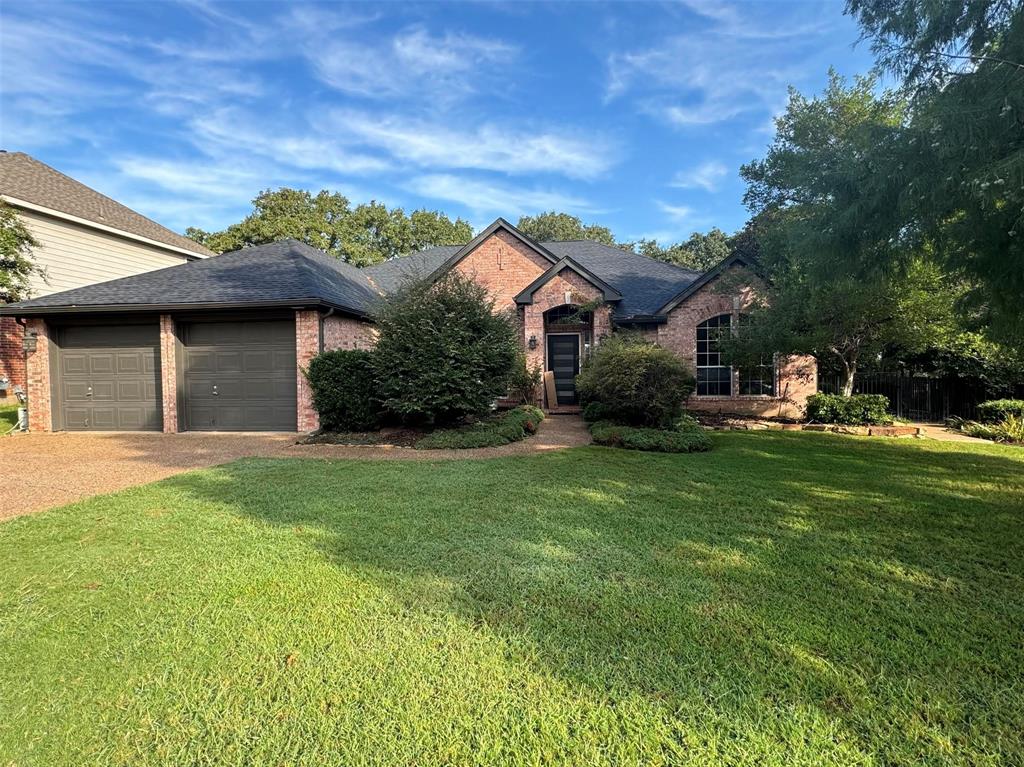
[49,318,297,432]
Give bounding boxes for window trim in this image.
[695,313,733,397]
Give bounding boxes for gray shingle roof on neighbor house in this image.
[0,151,212,258]
[0,240,382,317]
[363,240,701,319]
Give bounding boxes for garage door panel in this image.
[56,325,161,432]
[182,319,297,432]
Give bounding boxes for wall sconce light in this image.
[22,332,38,353]
[528,335,538,350]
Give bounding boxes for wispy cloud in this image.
[670,161,729,192]
[406,174,595,217]
[656,201,695,222]
[328,111,616,180]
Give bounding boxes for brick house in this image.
[0,218,815,433]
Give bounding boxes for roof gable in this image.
[436,218,559,275]
[656,254,757,314]
[514,257,623,305]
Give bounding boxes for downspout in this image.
[15,317,29,431]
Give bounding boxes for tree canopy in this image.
[632,229,733,272]
[187,189,473,267]
[0,202,43,303]
[515,212,616,245]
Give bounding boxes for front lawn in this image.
[1,433,1022,766]
[0,403,18,433]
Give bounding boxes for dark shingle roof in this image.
[363,240,700,318]
[0,151,212,258]
[0,240,380,317]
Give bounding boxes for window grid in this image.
[696,314,732,396]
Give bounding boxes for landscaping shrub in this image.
[373,273,519,426]
[416,405,544,449]
[590,420,712,453]
[806,393,893,425]
[582,401,615,423]
[507,352,542,405]
[306,349,381,431]
[955,413,1024,444]
[976,399,1024,423]
[576,335,696,428]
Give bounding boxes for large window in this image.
[737,314,776,396]
[696,314,732,396]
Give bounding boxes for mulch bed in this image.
[299,426,426,448]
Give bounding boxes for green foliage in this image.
[373,273,519,426]
[956,414,1024,444]
[415,405,544,449]
[186,189,472,266]
[305,350,381,432]
[806,393,894,425]
[589,420,712,453]
[515,212,616,245]
[576,335,695,428]
[507,353,542,405]
[581,401,615,423]
[0,201,43,303]
[632,228,733,271]
[976,399,1024,423]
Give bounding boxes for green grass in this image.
[1,433,1022,766]
[415,405,545,449]
[0,403,19,434]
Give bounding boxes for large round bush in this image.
[373,273,519,425]
[576,335,695,428]
[306,349,381,431]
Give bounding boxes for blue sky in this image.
[0,1,876,244]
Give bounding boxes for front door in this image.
[547,334,580,406]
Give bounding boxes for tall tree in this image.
[187,189,473,267]
[632,228,732,271]
[0,202,43,303]
[845,0,1024,341]
[516,212,616,245]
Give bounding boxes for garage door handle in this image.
[86,386,92,397]
[212,385,218,396]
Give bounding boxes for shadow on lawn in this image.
[163,432,1024,762]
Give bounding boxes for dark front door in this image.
[547,334,580,406]
[181,320,297,431]
[56,324,161,431]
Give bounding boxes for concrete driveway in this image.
[1,432,296,521]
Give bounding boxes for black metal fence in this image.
[817,372,1020,422]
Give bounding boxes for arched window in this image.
[696,314,732,396]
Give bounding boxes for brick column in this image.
[1,317,26,392]
[159,314,178,433]
[295,310,320,432]
[25,318,51,432]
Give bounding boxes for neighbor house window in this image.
[737,314,776,396]
[696,314,732,396]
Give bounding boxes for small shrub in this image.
[416,406,544,449]
[576,335,696,428]
[976,399,1024,423]
[590,420,712,453]
[956,413,1024,443]
[507,353,542,405]
[306,349,381,431]
[806,393,892,425]
[582,401,615,423]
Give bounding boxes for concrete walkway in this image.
[911,423,994,444]
[0,416,590,521]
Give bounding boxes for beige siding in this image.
[18,209,192,298]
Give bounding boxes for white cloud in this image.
[406,174,595,217]
[670,161,729,192]
[656,201,695,222]
[328,111,615,179]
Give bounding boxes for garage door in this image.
[56,324,161,431]
[181,320,297,431]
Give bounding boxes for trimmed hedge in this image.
[415,406,545,450]
[976,399,1024,423]
[590,420,712,453]
[806,393,893,425]
[576,335,696,428]
[306,350,381,431]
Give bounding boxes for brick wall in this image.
[322,314,378,351]
[453,230,550,311]
[295,309,321,432]
[159,314,178,433]
[24,318,51,432]
[1,317,26,395]
[655,266,816,419]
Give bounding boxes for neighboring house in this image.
[0,217,815,433]
[0,151,212,398]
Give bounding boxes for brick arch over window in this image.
[696,314,732,396]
